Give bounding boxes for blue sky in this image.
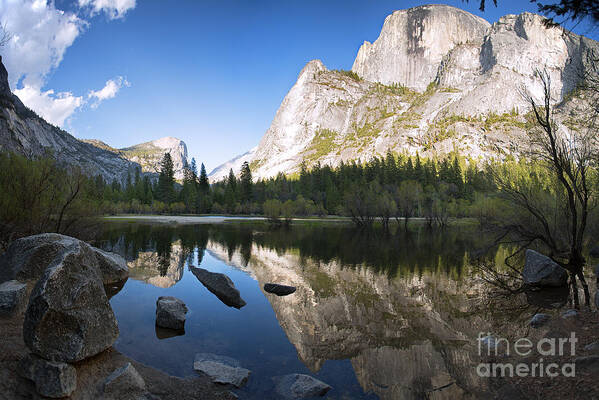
[2,0,597,171]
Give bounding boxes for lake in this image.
[95,221,546,399]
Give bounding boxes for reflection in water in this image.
[104,278,127,300]
[155,325,185,340]
[101,230,190,288]
[98,223,516,399]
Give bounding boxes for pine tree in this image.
[224,168,237,212]
[405,157,414,181]
[190,158,198,178]
[199,163,209,193]
[239,161,253,203]
[299,161,310,197]
[157,153,175,204]
[181,165,198,212]
[384,150,397,185]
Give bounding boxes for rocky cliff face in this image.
[352,4,490,92]
[211,5,598,181]
[0,57,141,184]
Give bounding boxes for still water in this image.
[95,221,535,399]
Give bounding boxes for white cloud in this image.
[0,0,86,89]
[88,76,130,108]
[78,0,136,20]
[14,85,83,127]
[0,0,133,127]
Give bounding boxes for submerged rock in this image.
[530,313,552,328]
[264,283,296,296]
[104,363,147,400]
[19,353,77,398]
[590,246,599,259]
[190,266,246,308]
[155,325,185,340]
[156,296,188,330]
[273,373,332,399]
[0,280,27,315]
[522,250,568,287]
[23,242,119,362]
[0,233,128,285]
[193,353,251,388]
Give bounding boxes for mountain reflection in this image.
[99,223,502,399]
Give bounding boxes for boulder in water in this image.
[264,283,296,296]
[155,296,187,330]
[193,353,251,388]
[272,373,332,399]
[190,266,246,308]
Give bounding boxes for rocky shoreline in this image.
[0,233,236,400]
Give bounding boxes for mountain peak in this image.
[352,4,490,91]
[213,5,598,181]
[152,136,184,149]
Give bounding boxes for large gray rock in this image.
[0,233,128,285]
[104,362,147,400]
[91,247,129,285]
[273,374,332,399]
[522,249,568,287]
[0,279,27,315]
[155,296,187,330]
[193,353,251,388]
[190,267,246,309]
[23,242,119,362]
[19,353,76,398]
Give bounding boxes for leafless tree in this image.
[0,23,12,48]
[490,69,596,307]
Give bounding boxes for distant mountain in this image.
[0,56,141,184]
[118,137,188,181]
[83,137,190,181]
[208,147,256,183]
[211,5,598,180]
